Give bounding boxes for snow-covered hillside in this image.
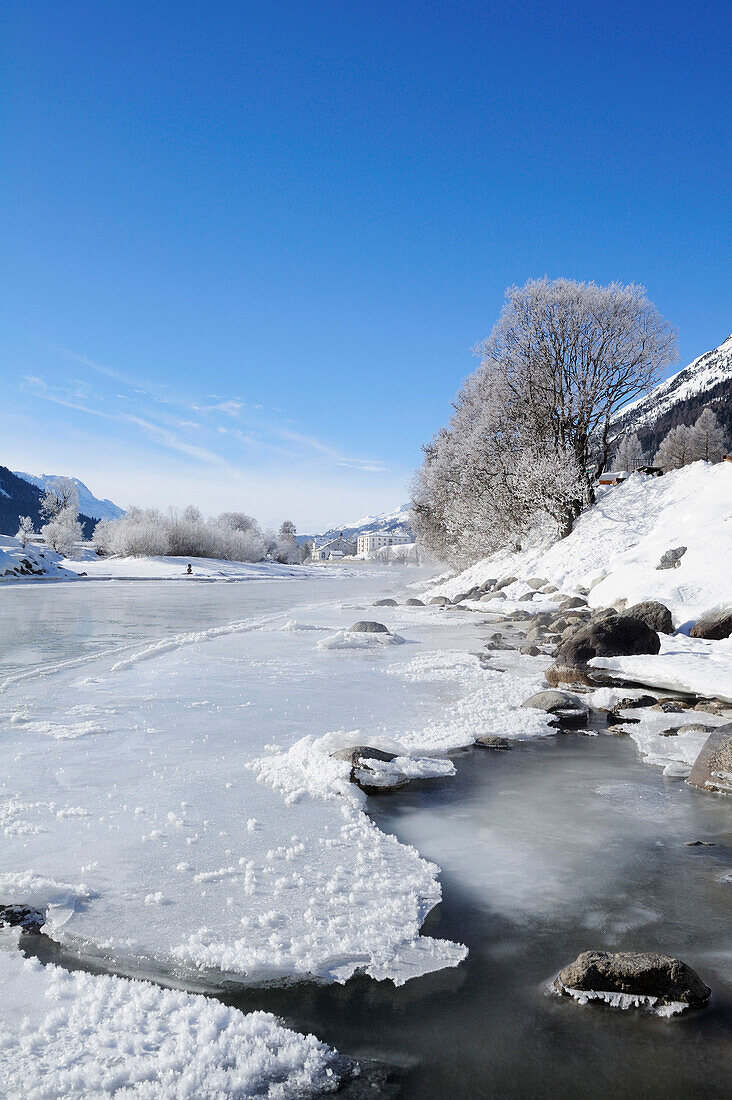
[0,534,77,581]
[14,471,124,521]
[612,333,732,444]
[423,462,732,626]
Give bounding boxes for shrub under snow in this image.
[94,507,269,562]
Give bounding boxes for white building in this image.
[356,533,411,555]
[309,536,355,562]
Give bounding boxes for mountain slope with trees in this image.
[0,466,96,538]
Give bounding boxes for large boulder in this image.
[546,614,660,687]
[374,598,397,607]
[687,723,732,794]
[554,950,711,1010]
[428,596,450,606]
[405,598,424,607]
[690,608,732,641]
[348,621,390,633]
[626,600,674,635]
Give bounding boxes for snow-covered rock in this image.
[0,535,76,582]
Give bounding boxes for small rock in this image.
[576,585,590,596]
[685,840,715,847]
[651,700,688,713]
[610,694,658,711]
[349,621,390,633]
[542,584,559,594]
[0,905,45,934]
[428,596,451,606]
[694,700,729,715]
[452,592,471,604]
[495,575,517,590]
[554,950,711,1009]
[690,608,732,641]
[405,598,424,606]
[527,577,549,589]
[521,690,587,719]
[559,596,589,610]
[675,723,716,734]
[520,645,541,656]
[518,591,536,601]
[475,735,512,750]
[656,546,687,570]
[374,598,397,607]
[659,728,679,737]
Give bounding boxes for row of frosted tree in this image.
[17,482,305,563]
[614,410,728,472]
[411,277,727,567]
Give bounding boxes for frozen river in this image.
[1,568,731,1097]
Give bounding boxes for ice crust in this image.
[0,943,342,1098]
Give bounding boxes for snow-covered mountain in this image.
[14,472,124,521]
[612,334,732,456]
[305,503,414,543]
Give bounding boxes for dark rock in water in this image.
[688,723,732,794]
[374,598,397,607]
[555,950,711,1009]
[331,745,407,794]
[429,596,451,606]
[626,600,674,634]
[0,905,45,934]
[405,598,425,606]
[331,745,396,765]
[547,614,661,688]
[656,545,687,570]
[475,735,511,750]
[349,621,390,633]
[690,608,732,641]
[555,614,661,665]
[659,728,679,737]
[651,700,689,713]
[685,840,716,846]
[675,723,716,734]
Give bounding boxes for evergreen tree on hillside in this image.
[690,408,729,462]
[613,432,648,472]
[653,424,694,470]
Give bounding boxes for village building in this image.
[356,533,411,555]
[309,535,356,562]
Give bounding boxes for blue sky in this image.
[3,0,730,528]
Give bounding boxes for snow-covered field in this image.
[0,569,554,1094]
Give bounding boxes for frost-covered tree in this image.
[473,278,677,506]
[41,477,80,521]
[412,278,676,563]
[41,507,82,556]
[613,432,648,472]
[273,520,301,564]
[690,408,729,463]
[16,516,35,548]
[653,424,694,470]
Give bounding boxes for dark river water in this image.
[220,733,732,1099]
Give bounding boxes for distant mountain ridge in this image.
[612,333,732,458]
[0,467,96,538]
[302,503,414,544]
[13,472,124,522]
